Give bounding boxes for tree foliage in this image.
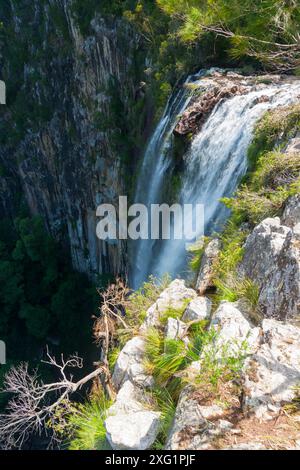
[0,216,96,359]
[157,0,300,71]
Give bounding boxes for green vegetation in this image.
[247,104,300,172]
[140,302,248,442]
[0,216,97,360]
[157,0,300,71]
[124,275,171,331]
[283,385,300,415]
[188,237,210,273]
[159,300,190,325]
[150,387,176,450]
[68,394,112,450]
[50,390,112,450]
[194,333,249,396]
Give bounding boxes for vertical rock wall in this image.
[0,0,145,279]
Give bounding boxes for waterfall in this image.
[131,73,300,289]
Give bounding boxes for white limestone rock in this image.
[165,387,226,450]
[243,319,300,419]
[141,279,196,330]
[196,239,221,295]
[282,194,300,228]
[165,317,187,340]
[105,381,161,450]
[239,217,300,320]
[182,297,212,322]
[112,336,153,390]
[210,301,261,354]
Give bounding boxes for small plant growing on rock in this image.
[67,392,112,451]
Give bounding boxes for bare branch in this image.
[0,354,104,450]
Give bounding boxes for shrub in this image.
[150,387,176,450]
[193,334,250,399]
[68,394,111,450]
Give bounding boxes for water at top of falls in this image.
[130,74,300,290]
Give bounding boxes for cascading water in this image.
[130,71,206,288]
[131,72,300,289]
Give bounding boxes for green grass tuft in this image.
[68,394,111,451]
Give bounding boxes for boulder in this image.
[112,336,153,390]
[105,412,161,451]
[196,239,221,295]
[239,217,300,320]
[282,195,300,228]
[165,317,186,340]
[141,279,196,330]
[174,85,248,136]
[285,135,300,154]
[182,297,212,322]
[243,319,300,419]
[105,381,161,450]
[210,301,261,354]
[165,387,227,450]
[165,387,211,450]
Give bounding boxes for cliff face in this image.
[0,0,145,279]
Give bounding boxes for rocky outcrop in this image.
[239,216,300,320]
[244,319,300,419]
[165,317,187,340]
[167,301,300,450]
[112,336,153,390]
[210,301,261,354]
[282,194,300,228]
[182,297,212,322]
[105,381,160,450]
[106,279,197,450]
[165,387,223,450]
[173,71,289,138]
[196,239,221,294]
[108,276,300,450]
[174,84,248,136]
[141,279,196,330]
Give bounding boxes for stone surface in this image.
[197,404,224,420]
[105,412,161,450]
[182,297,212,322]
[282,195,300,228]
[112,336,153,390]
[239,217,300,320]
[141,279,196,330]
[210,301,261,354]
[218,420,234,431]
[225,443,266,450]
[165,387,226,450]
[174,84,248,136]
[165,317,187,340]
[243,319,300,419]
[0,6,142,280]
[196,239,221,295]
[105,381,161,450]
[165,387,209,450]
[285,135,300,154]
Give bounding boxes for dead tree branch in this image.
[93,278,130,400]
[0,348,104,450]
